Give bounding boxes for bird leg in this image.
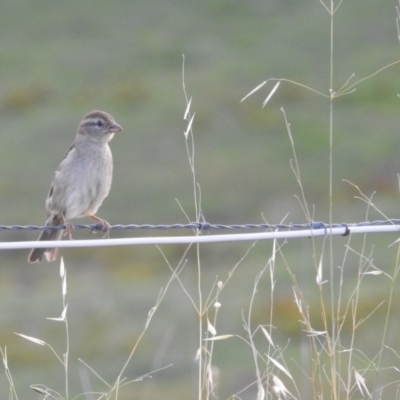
[63,222,75,239]
[88,215,111,238]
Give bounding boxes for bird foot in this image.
[63,222,75,239]
[90,218,111,238]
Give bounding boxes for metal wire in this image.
[1,219,400,233]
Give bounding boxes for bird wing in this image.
[47,143,76,199]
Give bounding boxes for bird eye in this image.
[96,120,104,127]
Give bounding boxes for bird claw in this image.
[63,222,75,239]
[91,219,111,238]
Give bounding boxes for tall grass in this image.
[234,1,400,398]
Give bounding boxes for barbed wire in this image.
[1,219,400,251]
[1,219,400,233]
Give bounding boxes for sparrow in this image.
[28,110,122,263]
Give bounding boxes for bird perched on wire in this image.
[28,110,123,263]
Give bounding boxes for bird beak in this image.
[109,123,123,133]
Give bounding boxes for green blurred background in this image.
[1,0,400,398]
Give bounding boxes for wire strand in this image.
[1,219,400,233]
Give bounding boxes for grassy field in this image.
[1,0,400,399]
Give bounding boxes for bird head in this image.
[78,110,122,142]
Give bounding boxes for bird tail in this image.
[28,215,64,263]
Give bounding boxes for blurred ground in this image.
[1,1,400,398]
